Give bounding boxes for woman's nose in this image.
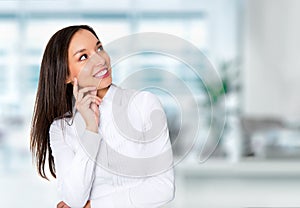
[93,53,105,66]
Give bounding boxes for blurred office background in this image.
[1,0,300,207]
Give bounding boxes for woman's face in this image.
[67,29,112,89]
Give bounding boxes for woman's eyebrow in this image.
[96,41,101,46]
[73,48,86,56]
[73,41,102,56]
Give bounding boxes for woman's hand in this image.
[56,201,70,208]
[73,77,101,133]
[56,200,91,208]
[84,200,91,208]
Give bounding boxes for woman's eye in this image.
[97,45,103,52]
[79,54,88,61]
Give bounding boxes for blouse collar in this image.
[101,83,117,104]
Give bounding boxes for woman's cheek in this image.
[77,69,91,87]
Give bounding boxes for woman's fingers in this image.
[90,87,97,96]
[57,201,70,208]
[73,77,97,101]
[77,87,97,101]
[75,93,101,128]
[77,86,97,100]
[91,102,100,117]
[84,200,91,208]
[73,77,79,99]
[72,80,102,131]
[92,104,100,116]
[79,94,101,107]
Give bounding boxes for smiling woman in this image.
[67,29,112,98]
[30,25,175,208]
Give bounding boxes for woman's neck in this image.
[97,84,111,99]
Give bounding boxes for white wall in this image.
[243,0,300,121]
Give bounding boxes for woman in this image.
[30,25,175,208]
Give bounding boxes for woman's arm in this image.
[50,121,102,207]
[50,79,102,207]
[109,162,175,208]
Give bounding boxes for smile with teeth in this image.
[94,68,108,78]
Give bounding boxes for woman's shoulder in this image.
[49,116,78,149]
[49,114,74,132]
[132,89,163,110]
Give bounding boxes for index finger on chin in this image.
[73,77,78,99]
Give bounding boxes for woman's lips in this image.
[93,67,109,79]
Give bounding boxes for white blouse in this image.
[49,84,175,208]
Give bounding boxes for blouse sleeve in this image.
[107,91,175,208]
[49,118,102,208]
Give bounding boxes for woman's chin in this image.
[77,76,112,89]
[96,78,112,90]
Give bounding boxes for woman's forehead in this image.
[69,29,99,52]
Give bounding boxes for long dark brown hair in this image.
[30,25,99,180]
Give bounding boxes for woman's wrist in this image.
[86,125,98,133]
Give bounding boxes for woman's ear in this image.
[65,77,72,84]
[65,79,71,84]
[65,73,74,84]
